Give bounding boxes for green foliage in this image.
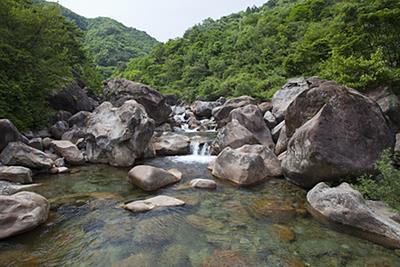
[117,0,400,101]
[56,5,159,78]
[0,0,101,130]
[354,150,400,211]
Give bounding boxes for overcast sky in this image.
[50,0,267,42]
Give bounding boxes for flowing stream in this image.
[0,132,399,266]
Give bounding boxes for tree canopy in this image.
[118,0,400,101]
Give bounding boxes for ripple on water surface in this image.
[0,158,399,267]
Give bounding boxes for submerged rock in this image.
[202,249,255,267]
[85,101,154,167]
[128,165,182,191]
[282,81,394,188]
[307,182,400,249]
[0,191,49,240]
[0,181,41,196]
[190,179,217,189]
[103,79,171,126]
[123,195,185,213]
[153,132,191,156]
[0,142,54,170]
[0,166,32,184]
[211,145,282,186]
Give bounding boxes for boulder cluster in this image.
[1,76,400,249]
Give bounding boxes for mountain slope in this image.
[118,0,400,100]
[53,2,159,77]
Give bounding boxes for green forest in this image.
[1,0,400,129]
[118,0,400,100]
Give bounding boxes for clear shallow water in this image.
[1,158,400,267]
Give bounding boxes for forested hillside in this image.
[57,4,159,77]
[0,0,101,130]
[118,0,400,100]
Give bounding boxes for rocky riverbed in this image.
[1,77,400,266]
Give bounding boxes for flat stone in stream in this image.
[123,195,185,213]
[128,165,182,191]
[0,181,41,196]
[190,179,217,189]
[0,166,32,184]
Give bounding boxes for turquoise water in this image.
[0,157,399,267]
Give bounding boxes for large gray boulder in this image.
[85,101,155,167]
[211,119,259,155]
[368,87,400,131]
[0,166,32,184]
[153,132,190,156]
[128,165,182,191]
[212,96,257,127]
[103,79,171,126]
[48,82,98,114]
[0,142,54,170]
[190,101,219,119]
[211,145,282,186]
[50,121,69,140]
[282,81,394,188]
[51,140,85,165]
[0,191,49,240]
[0,119,27,152]
[271,77,310,122]
[229,104,274,150]
[307,182,400,249]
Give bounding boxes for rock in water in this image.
[190,100,219,119]
[0,191,49,240]
[50,140,85,165]
[307,182,400,249]
[189,179,217,189]
[212,96,257,127]
[123,195,185,213]
[85,101,154,167]
[211,119,259,155]
[153,132,190,156]
[211,145,282,186]
[0,142,54,170]
[0,181,41,196]
[229,104,274,150]
[0,119,27,152]
[103,79,171,126]
[0,166,32,184]
[128,165,182,191]
[282,80,394,188]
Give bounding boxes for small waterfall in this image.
[190,141,211,156]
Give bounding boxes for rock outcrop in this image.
[282,80,394,188]
[0,191,49,240]
[211,145,282,186]
[0,142,54,170]
[103,79,171,125]
[307,182,400,249]
[85,101,154,167]
[190,101,219,119]
[368,87,400,131]
[48,82,98,114]
[271,77,310,122]
[128,165,182,191]
[0,119,27,152]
